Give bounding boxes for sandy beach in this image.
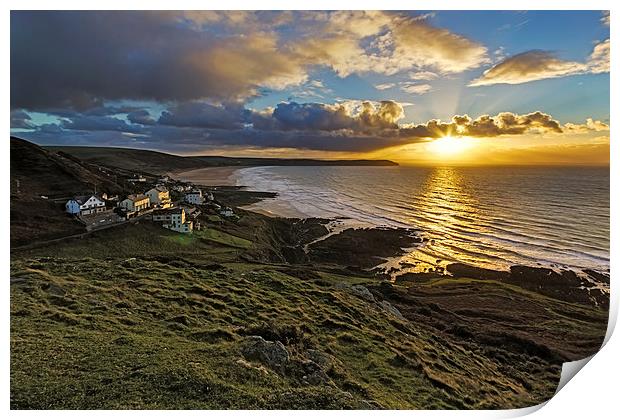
[170,166,309,218]
[170,166,246,186]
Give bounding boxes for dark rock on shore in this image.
[446,263,509,280]
[445,263,609,309]
[308,227,421,269]
[395,271,444,283]
[507,265,608,309]
[583,269,610,285]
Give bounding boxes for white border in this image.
[3,2,617,419]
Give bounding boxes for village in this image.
[63,174,236,234]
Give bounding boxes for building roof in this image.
[126,194,149,202]
[153,207,184,215]
[149,185,169,193]
[70,194,104,205]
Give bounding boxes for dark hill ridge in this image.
[10,137,125,246]
[46,145,398,174]
[11,137,123,197]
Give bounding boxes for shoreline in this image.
[170,166,247,187]
[172,166,315,219]
[171,165,610,280]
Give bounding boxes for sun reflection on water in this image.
[389,167,500,275]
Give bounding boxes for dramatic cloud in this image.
[60,115,144,133]
[256,100,404,132]
[564,118,610,133]
[400,111,564,139]
[469,51,588,86]
[10,11,307,110]
[10,110,35,129]
[374,83,396,90]
[127,110,157,126]
[293,11,489,78]
[158,102,249,129]
[469,39,610,86]
[588,39,610,74]
[11,11,490,112]
[388,14,489,74]
[18,101,603,154]
[459,112,563,136]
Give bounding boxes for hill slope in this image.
[10,221,608,409]
[11,137,123,197]
[47,145,398,174]
[10,137,124,246]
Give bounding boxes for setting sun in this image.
[427,136,473,157]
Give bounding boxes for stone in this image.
[240,336,289,374]
[350,285,375,302]
[378,300,404,320]
[306,349,335,371]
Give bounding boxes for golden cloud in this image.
[564,118,610,133]
[291,11,489,78]
[469,39,609,86]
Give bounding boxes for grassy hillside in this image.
[11,137,123,197]
[11,222,608,409]
[47,145,398,174]
[45,145,195,175]
[10,137,125,246]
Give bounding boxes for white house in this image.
[65,195,106,216]
[146,185,172,208]
[184,189,204,205]
[220,207,235,217]
[127,174,147,183]
[152,207,193,233]
[119,194,150,212]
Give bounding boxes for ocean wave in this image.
[236,166,609,272]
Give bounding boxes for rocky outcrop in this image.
[350,285,375,302]
[240,336,289,374]
[445,263,609,309]
[239,337,334,386]
[378,300,404,320]
[446,263,509,280]
[308,227,421,268]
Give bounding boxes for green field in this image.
[10,222,608,409]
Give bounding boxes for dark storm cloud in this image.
[158,102,249,129]
[10,110,34,129]
[11,10,493,112]
[20,125,411,154]
[19,104,577,154]
[10,11,307,110]
[60,115,144,133]
[127,110,157,126]
[260,100,404,132]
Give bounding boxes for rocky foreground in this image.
[10,209,609,409]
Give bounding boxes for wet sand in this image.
[170,166,246,186]
[240,202,309,219]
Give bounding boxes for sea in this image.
[235,165,610,273]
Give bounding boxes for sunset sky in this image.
[10,10,610,164]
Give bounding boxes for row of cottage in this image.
[65,186,216,234]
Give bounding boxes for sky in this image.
[10,10,610,164]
